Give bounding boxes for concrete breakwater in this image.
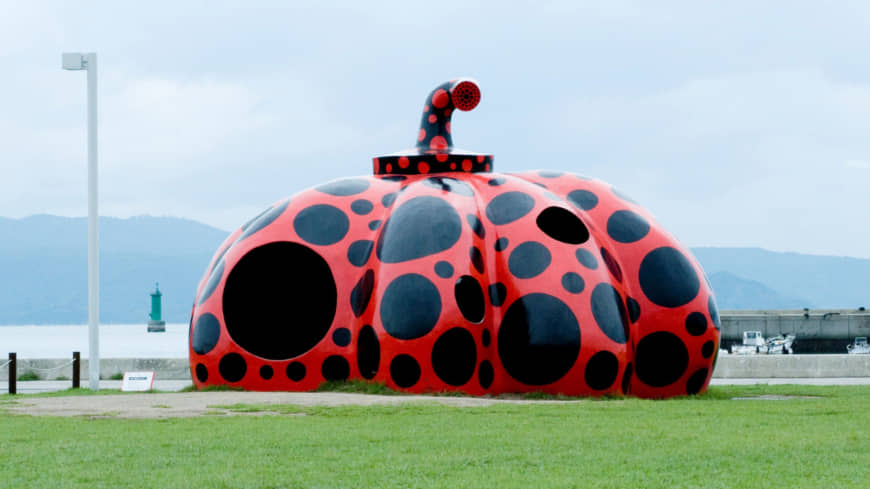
[2,355,870,382]
[720,309,870,353]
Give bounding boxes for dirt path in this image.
[3,391,577,419]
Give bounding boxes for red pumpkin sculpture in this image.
[189,78,720,398]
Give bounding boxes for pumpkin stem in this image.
[415,79,481,152]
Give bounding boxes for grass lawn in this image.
[2,385,868,488]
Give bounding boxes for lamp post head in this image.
[62,52,94,71]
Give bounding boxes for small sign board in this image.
[121,371,155,391]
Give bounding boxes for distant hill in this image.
[692,247,870,310]
[1,216,868,324]
[0,215,228,324]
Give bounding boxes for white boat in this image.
[847,337,870,354]
[730,331,795,355]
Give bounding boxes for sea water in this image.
[0,323,188,358]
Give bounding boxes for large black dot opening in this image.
[219,353,247,383]
[585,350,619,391]
[350,269,375,318]
[380,274,442,340]
[590,283,629,344]
[455,275,485,323]
[390,354,421,388]
[431,328,478,386]
[222,241,336,360]
[485,191,535,225]
[686,368,709,395]
[347,240,374,267]
[508,241,551,279]
[195,363,208,383]
[497,293,581,385]
[322,356,350,381]
[357,325,380,380]
[566,189,598,211]
[685,312,708,336]
[376,196,462,263]
[607,210,650,244]
[536,207,589,244]
[192,313,221,355]
[639,247,700,308]
[478,360,494,389]
[316,178,370,196]
[635,331,689,387]
[293,204,350,246]
[286,361,306,381]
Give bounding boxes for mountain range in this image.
[0,215,866,324]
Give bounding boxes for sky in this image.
[2,1,869,257]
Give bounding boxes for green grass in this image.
[17,370,40,381]
[1,385,868,488]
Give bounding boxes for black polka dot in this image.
[701,340,715,359]
[380,175,407,182]
[566,190,598,211]
[357,325,380,379]
[470,246,484,274]
[347,240,374,267]
[639,247,700,308]
[294,204,349,246]
[219,353,247,383]
[488,178,506,186]
[685,312,707,336]
[686,368,708,395]
[455,275,485,323]
[585,350,618,391]
[626,297,641,323]
[286,362,306,381]
[376,196,462,263]
[259,365,274,380]
[423,176,474,196]
[381,192,397,207]
[478,360,494,389]
[350,269,375,318]
[612,187,638,204]
[432,328,477,386]
[606,210,650,243]
[485,192,535,225]
[621,362,633,394]
[238,200,290,241]
[508,241,551,279]
[195,363,208,383]
[390,354,421,388]
[481,329,491,347]
[351,199,374,215]
[192,313,221,355]
[223,242,336,360]
[600,247,623,283]
[332,328,351,347]
[591,283,629,344]
[709,295,721,330]
[533,182,548,189]
[316,178,370,196]
[240,206,272,232]
[575,248,598,269]
[434,261,454,278]
[467,214,485,238]
[497,293,581,385]
[635,332,689,387]
[322,356,350,381]
[538,170,563,178]
[489,283,507,307]
[368,220,382,231]
[561,272,585,294]
[536,207,589,244]
[381,274,442,340]
[198,259,224,305]
[494,237,509,251]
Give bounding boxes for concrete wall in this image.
[720,309,870,353]
[3,355,870,381]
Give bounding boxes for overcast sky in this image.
[2,1,869,257]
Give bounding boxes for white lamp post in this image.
[62,52,100,390]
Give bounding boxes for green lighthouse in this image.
[147,282,166,332]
